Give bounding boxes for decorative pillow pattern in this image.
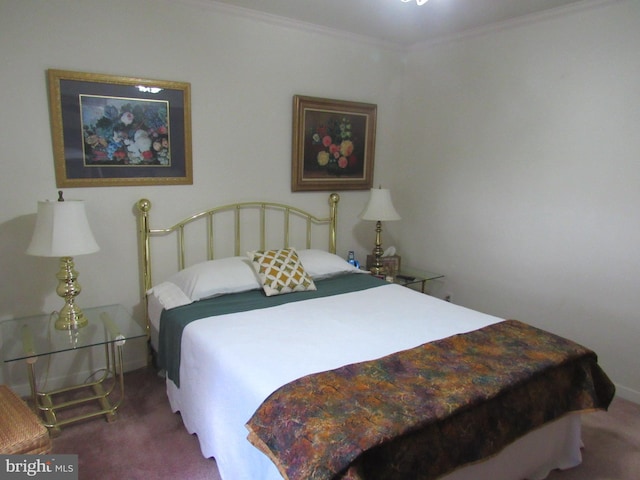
[248,248,316,296]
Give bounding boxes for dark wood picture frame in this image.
[292,95,376,191]
[47,69,192,187]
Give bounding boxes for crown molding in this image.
[161,0,619,54]
[174,0,407,52]
[408,0,618,52]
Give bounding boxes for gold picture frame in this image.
[292,95,376,191]
[47,69,192,187]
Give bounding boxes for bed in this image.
[136,193,614,480]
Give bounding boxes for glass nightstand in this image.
[393,269,444,293]
[1,304,146,434]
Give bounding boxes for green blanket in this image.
[159,273,385,386]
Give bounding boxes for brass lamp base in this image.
[55,256,88,330]
[369,220,386,276]
[56,303,88,330]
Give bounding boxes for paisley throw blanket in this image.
[246,320,615,480]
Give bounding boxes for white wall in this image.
[1,0,638,403]
[0,0,404,391]
[396,0,640,401]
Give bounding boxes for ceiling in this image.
[210,0,589,46]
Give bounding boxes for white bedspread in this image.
[164,282,582,480]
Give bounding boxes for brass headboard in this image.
[136,193,340,333]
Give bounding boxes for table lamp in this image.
[26,191,99,330]
[360,186,401,275]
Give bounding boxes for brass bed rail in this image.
[136,194,340,335]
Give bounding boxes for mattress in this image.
[156,281,586,480]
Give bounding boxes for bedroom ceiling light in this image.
[401,0,429,5]
[26,191,99,330]
[360,186,401,276]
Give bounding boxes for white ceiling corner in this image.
[197,0,605,48]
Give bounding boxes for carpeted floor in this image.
[51,367,220,480]
[51,367,639,480]
[546,394,640,480]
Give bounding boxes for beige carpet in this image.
[546,396,640,480]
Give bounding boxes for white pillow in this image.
[147,281,193,309]
[166,256,261,301]
[296,249,363,280]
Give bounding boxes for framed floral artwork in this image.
[292,95,376,191]
[47,69,192,187]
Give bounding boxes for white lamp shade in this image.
[360,188,401,221]
[26,200,99,257]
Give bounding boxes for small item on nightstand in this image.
[347,251,360,269]
[366,254,400,275]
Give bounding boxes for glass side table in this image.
[1,304,146,435]
[393,269,444,293]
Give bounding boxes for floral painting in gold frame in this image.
[292,95,376,191]
[47,69,192,187]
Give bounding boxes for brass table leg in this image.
[21,323,127,433]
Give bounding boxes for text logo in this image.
[1,455,78,480]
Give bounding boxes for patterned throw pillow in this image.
[247,248,317,296]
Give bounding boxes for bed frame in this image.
[136,193,340,335]
[133,193,613,480]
